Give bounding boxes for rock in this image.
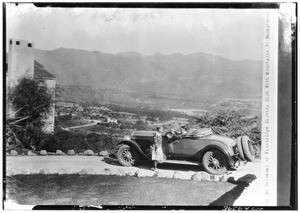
[118,169,128,176]
[109,169,122,176]
[67,149,76,155]
[104,168,111,175]
[94,153,99,156]
[21,169,30,175]
[22,153,25,156]
[27,151,37,156]
[201,172,210,181]
[39,168,50,174]
[191,172,202,181]
[173,171,182,179]
[6,152,10,156]
[173,171,192,180]
[78,168,95,175]
[134,169,141,177]
[48,152,56,155]
[84,150,94,156]
[10,150,18,156]
[40,150,47,156]
[99,150,109,157]
[125,171,136,176]
[220,174,228,182]
[56,150,65,155]
[212,175,221,181]
[155,170,174,179]
[58,168,68,175]
[134,169,154,178]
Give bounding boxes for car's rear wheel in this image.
[241,136,255,162]
[236,136,245,160]
[202,149,228,175]
[116,144,140,167]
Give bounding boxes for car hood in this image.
[132,131,156,138]
[208,135,236,147]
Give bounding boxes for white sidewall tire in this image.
[241,136,255,162]
[236,136,245,160]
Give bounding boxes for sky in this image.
[6,3,267,61]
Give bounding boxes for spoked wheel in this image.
[116,144,140,166]
[202,149,228,175]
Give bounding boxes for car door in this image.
[180,135,207,157]
[162,136,181,157]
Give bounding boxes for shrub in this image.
[8,77,53,150]
[5,103,29,151]
[40,130,117,153]
[196,109,261,157]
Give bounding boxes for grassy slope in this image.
[6,174,235,206]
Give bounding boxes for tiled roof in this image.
[34,60,56,79]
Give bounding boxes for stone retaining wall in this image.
[5,166,256,185]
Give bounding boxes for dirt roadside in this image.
[6,156,261,180]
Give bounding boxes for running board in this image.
[163,159,199,166]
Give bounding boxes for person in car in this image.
[175,125,188,136]
[151,126,166,171]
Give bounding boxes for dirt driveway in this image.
[6,156,261,180]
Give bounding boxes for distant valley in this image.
[34,47,262,112]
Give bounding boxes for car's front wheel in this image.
[202,149,228,175]
[116,144,140,167]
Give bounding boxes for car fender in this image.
[117,140,149,159]
[198,142,235,167]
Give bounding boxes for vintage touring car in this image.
[115,128,255,175]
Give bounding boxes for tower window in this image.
[9,40,12,44]
[16,41,20,45]
[28,43,32,47]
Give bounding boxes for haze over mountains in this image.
[34,47,262,104]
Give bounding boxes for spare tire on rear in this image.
[241,136,255,162]
[236,136,245,160]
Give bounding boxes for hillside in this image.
[34,48,262,102]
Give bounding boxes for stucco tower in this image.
[7,39,35,87]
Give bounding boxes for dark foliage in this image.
[40,130,116,153]
[8,77,53,149]
[10,77,53,123]
[196,109,261,157]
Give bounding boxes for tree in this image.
[8,77,53,149]
[5,103,29,151]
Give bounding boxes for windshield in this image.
[188,128,214,136]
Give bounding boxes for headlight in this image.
[123,135,131,140]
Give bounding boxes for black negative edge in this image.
[31,2,280,9]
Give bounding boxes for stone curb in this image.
[7,149,111,157]
[5,165,257,185]
[5,167,256,184]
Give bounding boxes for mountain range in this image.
[34,47,262,104]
